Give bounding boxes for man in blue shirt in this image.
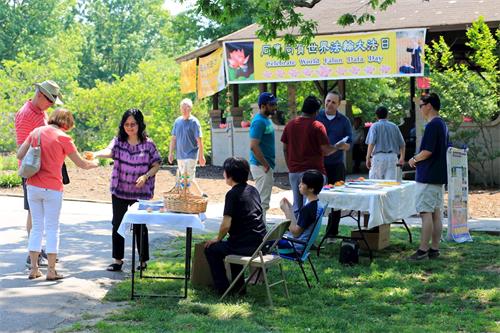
[316,91,352,239]
[169,98,206,196]
[365,106,406,180]
[249,92,277,222]
[408,93,449,260]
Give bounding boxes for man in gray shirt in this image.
[365,106,405,179]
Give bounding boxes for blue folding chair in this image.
[278,204,327,289]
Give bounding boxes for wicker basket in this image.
[163,173,208,214]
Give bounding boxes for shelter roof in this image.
[176,0,500,62]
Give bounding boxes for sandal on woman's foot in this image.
[46,270,64,281]
[28,271,42,280]
[106,262,123,272]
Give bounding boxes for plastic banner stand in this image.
[446,147,473,243]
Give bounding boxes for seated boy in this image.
[279,169,325,256]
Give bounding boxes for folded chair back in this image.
[258,219,292,257]
[299,204,327,262]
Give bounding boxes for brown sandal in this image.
[28,271,42,280]
[46,270,64,281]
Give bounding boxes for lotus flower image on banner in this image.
[180,58,197,94]
[197,48,226,99]
[223,28,426,84]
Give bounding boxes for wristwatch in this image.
[411,156,418,163]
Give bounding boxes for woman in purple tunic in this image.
[92,109,161,271]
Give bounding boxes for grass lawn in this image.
[64,227,499,333]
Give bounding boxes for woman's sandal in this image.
[106,262,123,272]
[46,270,64,281]
[28,271,42,280]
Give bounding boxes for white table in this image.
[318,180,417,259]
[119,203,205,299]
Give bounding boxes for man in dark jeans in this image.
[205,157,267,295]
[316,91,352,241]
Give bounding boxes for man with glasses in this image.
[15,80,63,268]
[249,92,278,222]
[316,91,352,241]
[408,93,449,260]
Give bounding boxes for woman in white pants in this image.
[17,108,98,280]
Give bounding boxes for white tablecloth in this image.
[117,203,206,238]
[319,180,417,229]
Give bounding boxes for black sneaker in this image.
[40,249,59,263]
[428,248,440,259]
[38,255,48,267]
[408,249,428,261]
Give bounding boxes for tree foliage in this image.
[76,0,170,87]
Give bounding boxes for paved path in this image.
[1,193,498,332]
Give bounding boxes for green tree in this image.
[0,0,66,61]
[77,0,170,87]
[163,9,253,56]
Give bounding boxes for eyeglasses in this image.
[419,103,428,108]
[124,123,138,128]
[42,92,56,103]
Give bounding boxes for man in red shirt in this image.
[15,80,63,267]
[281,95,339,217]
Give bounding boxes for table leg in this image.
[394,219,413,243]
[184,227,192,299]
[131,225,136,300]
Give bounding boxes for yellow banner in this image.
[223,29,426,84]
[180,59,197,94]
[197,48,226,99]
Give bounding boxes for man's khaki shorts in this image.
[177,159,197,179]
[415,182,444,213]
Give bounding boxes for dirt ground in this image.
[1,165,499,218]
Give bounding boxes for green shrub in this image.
[0,172,22,188]
[0,154,18,171]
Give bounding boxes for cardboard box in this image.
[191,242,214,288]
[351,224,391,250]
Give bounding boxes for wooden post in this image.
[232,85,239,107]
[212,92,219,110]
[287,83,297,119]
[338,80,346,100]
[271,82,277,96]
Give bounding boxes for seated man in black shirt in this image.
[205,157,267,295]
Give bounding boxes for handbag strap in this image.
[36,128,42,147]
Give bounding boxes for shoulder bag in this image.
[18,129,42,178]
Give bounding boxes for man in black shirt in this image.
[205,157,267,295]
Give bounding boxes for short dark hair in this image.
[301,169,324,195]
[301,95,322,114]
[375,106,388,119]
[223,157,250,183]
[421,93,441,111]
[118,108,148,142]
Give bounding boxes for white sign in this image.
[446,147,472,243]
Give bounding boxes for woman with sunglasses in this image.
[90,109,161,271]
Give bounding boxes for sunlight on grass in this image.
[92,227,499,333]
[209,302,253,320]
